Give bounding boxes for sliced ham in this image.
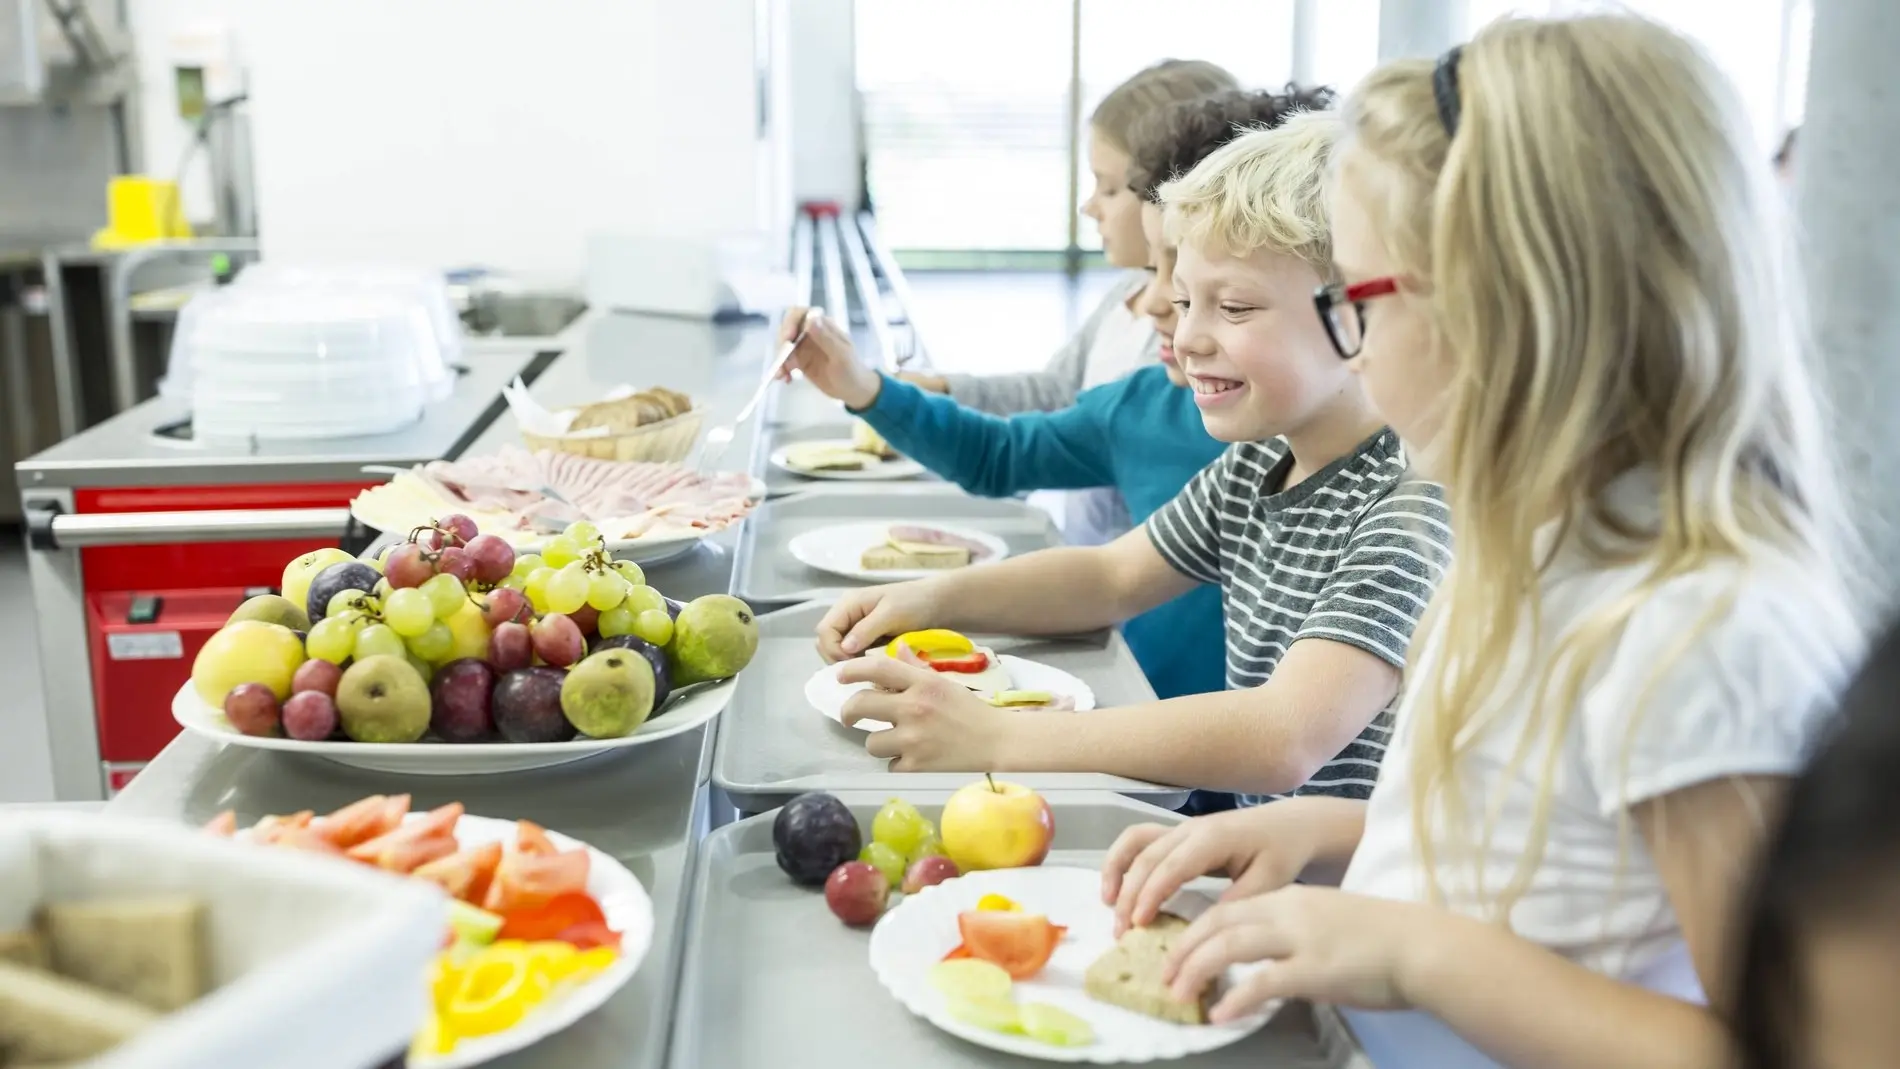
[888,525,996,562]
[413,446,756,538]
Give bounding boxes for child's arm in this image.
[857,374,1117,497]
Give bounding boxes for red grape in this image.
[414,528,444,552]
[385,543,435,589]
[224,683,281,737]
[290,659,343,698]
[436,546,477,582]
[282,691,339,741]
[530,613,585,668]
[568,603,600,636]
[481,587,530,627]
[464,534,516,584]
[439,514,479,546]
[488,622,533,672]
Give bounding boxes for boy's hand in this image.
[777,307,883,410]
[814,582,944,662]
[837,657,1013,771]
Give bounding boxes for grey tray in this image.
[712,602,1187,811]
[730,489,1059,606]
[756,418,954,499]
[667,791,1364,1069]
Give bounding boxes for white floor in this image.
[0,269,1121,803]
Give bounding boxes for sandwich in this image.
[860,538,972,571]
[786,443,872,472]
[851,419,900,460]
[1083,913,1215,1025]
[883,630,1014,693]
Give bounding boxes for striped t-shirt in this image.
[1145,428,1452,802]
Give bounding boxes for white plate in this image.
[788,521,1011,583]
[807,653,1096,732]
[770,440,926,481]
[245,812,653,1069]
[868,866,1276,1063]
[172,676,735,775]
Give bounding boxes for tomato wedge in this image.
[414,842,505,904]
[955,911,1065,980]
[554,920,623,952]
[483,849,590,913]
[316,794,411,848]
[515,820,558,857]
[497,892,608,943]
[941,943,973,962]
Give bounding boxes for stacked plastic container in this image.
[161,264,461,442]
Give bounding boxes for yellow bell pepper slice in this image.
[889,629,973,657]
[444,943,551,1037]
[976,893,1020,912]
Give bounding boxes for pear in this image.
[227,594,310,633]
[665,595,758,686]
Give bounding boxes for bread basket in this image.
[521,406,704,463]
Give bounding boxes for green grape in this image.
[872,798,931,856]
[420,573,466,618]
[629,609,673,647]
[622,584,666,617]
[382,587,435,637]
[306,616,357,665]
[511,553,544,579]
[406,653,434,684]
[498,574,527,591]
[354,623,406,661]
[609,559,645,587]
[586,570,628,611]
[909,830,945,864]
[564,520,602,549]
[859,842,906,889]
[327,588,371,619]
[546,563,589,615]
[542,535,581,568]
[373,577,392,599]
[406,621,453,662]
[596,604,636,638]
[524,567,556,612]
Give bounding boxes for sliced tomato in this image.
[315,794,411,848]
[515,819,558,857]
[482,849,591,914]
[268,827,344,855]
[554,920,623,952]
[251,810,316,843]
[497,892,608,942]
[941,943,972,961]
[203,811,237,836]
[345,802,463,866]
[956,911,1065,980]
[923,651,991,674]
[413,842,504,903]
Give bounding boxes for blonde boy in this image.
[817,114,1450,801]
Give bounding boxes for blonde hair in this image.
[1339,15,1860,916]
[1090,59,1239,156]
[1158,110,1340,273]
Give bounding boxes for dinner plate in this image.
[868,866,1277,1063]
[787,521,1010,583]
[806,653,1096,732]
[172,676,735,775]
[769,439,926,481]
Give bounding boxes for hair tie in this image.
[1432,45,1464,137]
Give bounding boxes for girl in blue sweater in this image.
[779,86,1333,703]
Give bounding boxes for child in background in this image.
[1099,16,1864,1069]
[777,86,1332,706]
[813,114,1450,804]
[1734,619,1900,1069]
[900,58,1236,547]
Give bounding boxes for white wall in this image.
[787,0,860,207]
[126,0,800,277]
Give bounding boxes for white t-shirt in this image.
[1338,490,1857,1068]
[1036,290,1154,546]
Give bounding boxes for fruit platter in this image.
[768,782,1275,1064]
[172,515,759,774]
[807,629,1095,732]
[206,795,652,1067]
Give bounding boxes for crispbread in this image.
[1083,913,1214,1025]
[39,896,206,1012]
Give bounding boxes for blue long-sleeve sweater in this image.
[856,365,1225,700]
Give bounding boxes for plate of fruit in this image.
[208,796,649,1067]
[806,630,1094,732]
[171,517,760,774]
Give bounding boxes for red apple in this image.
[939,776,1054,872]
[902,855,959,894]
[825,861,889,926]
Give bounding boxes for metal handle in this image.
[35,507,351,549]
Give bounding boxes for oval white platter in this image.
[787,521,1010,583]
[868,866,1277,1064]
[172,676,735,775]
[806,653,1095,732]
[769,439,925,481]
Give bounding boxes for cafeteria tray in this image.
[730,489,1058,606]
[712,602,1187,812]
[756,418,951,499]
[667,791,1365,1069]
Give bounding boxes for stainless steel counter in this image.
[105,726,716,1069]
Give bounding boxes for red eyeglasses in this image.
[1314,277,1399,359]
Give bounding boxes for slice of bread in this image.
[39,896,206,1012]
[567,387,696,433]
[851,420,899,459]
[861,543,971,570]
[1083,913,1214,1025]
[786,444,871,472]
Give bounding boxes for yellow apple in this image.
[940,776,1054,872]
[439,600,494,664]
[281,548,357,613]
[192,621,307,704]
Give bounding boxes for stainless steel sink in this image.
[461,292,588,338]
